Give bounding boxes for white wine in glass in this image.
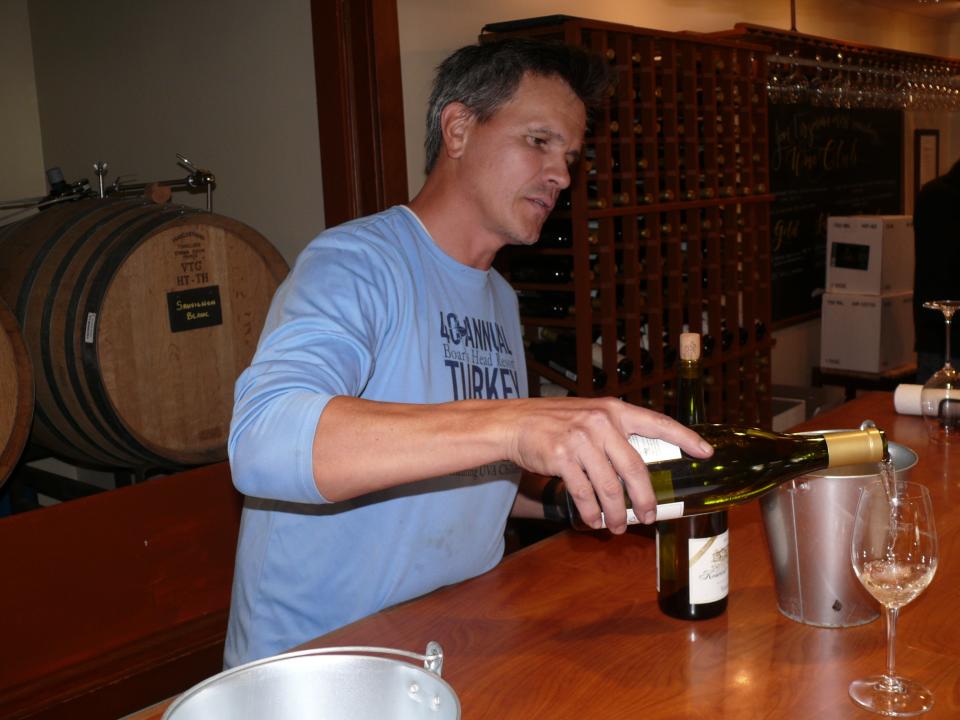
[849,479,938,716]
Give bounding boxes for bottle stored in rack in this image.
[487,16,772,424]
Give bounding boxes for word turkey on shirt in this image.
[439,311,520,400]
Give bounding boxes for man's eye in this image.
[529,136,548,147]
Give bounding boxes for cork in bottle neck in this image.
[679,333,700,362]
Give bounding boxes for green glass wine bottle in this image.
[656,332,728,620]
[564,426,886,528]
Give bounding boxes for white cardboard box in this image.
[820,291,915,374]
[772,397,806,432]
[826,215,914,295]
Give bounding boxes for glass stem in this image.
[945,317,952,369]
[885,606,899,682]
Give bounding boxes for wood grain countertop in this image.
[129,392,960,719]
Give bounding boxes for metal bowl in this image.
[162,643,460,720]
[761,428,918,628]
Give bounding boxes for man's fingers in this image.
[614,410,713,524]
[606,434,656,525]
[660,418,713,458]
[626,408,713,458]
[563,465,603,530]
[578,444,630,534]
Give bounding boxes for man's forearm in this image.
[311,395,511,501]
[310,393,712,533]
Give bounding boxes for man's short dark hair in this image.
[423,37,612,174]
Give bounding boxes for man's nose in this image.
[545,155,572,190]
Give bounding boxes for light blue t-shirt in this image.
[224,206,527,667]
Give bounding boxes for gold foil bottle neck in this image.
[824,428,887,467]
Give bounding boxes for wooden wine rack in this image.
[484,16,775,427]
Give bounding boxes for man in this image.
[224,38,712,668]
[913,158,960,382]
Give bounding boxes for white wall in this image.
[904,109,956,215]
[0,0,46,207]
[771,319,824,387]
[24,0,323,266]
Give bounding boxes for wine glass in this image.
[849,480,938,716]
[920,300,960,443]
[782,54,810,105]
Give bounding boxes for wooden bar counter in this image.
[132,392,960,719]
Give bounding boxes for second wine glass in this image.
[920,300,960,443]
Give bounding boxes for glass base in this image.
[921,362,960,445]
[923,422,960,445]
[849,675,934,716]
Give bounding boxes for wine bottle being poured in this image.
[566,425,887,529]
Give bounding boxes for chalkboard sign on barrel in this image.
[769,105,903,324]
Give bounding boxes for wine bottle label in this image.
[591,343,603,367]
[627,435,683,463]
[688,530,729,603]
[547,360,577,382]
[606,501,684,528]
[84,312,97,344]
[591,340,626,367]
[654,501,684,521]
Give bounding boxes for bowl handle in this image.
[296,643,445,677]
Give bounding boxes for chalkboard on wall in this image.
[769,105,903,325]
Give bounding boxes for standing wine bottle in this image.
[656,333,729,620]
[564,424,886,529]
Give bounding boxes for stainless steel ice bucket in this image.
[760,434,917,627]
[161,643,460,720]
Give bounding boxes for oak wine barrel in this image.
[0,199,288,468]
[0,296,33,488]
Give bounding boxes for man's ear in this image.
[439,102,474,160]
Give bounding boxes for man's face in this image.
[457,73,586,252]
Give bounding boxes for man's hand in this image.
[502,396,713,534]
[308,396,711,526]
